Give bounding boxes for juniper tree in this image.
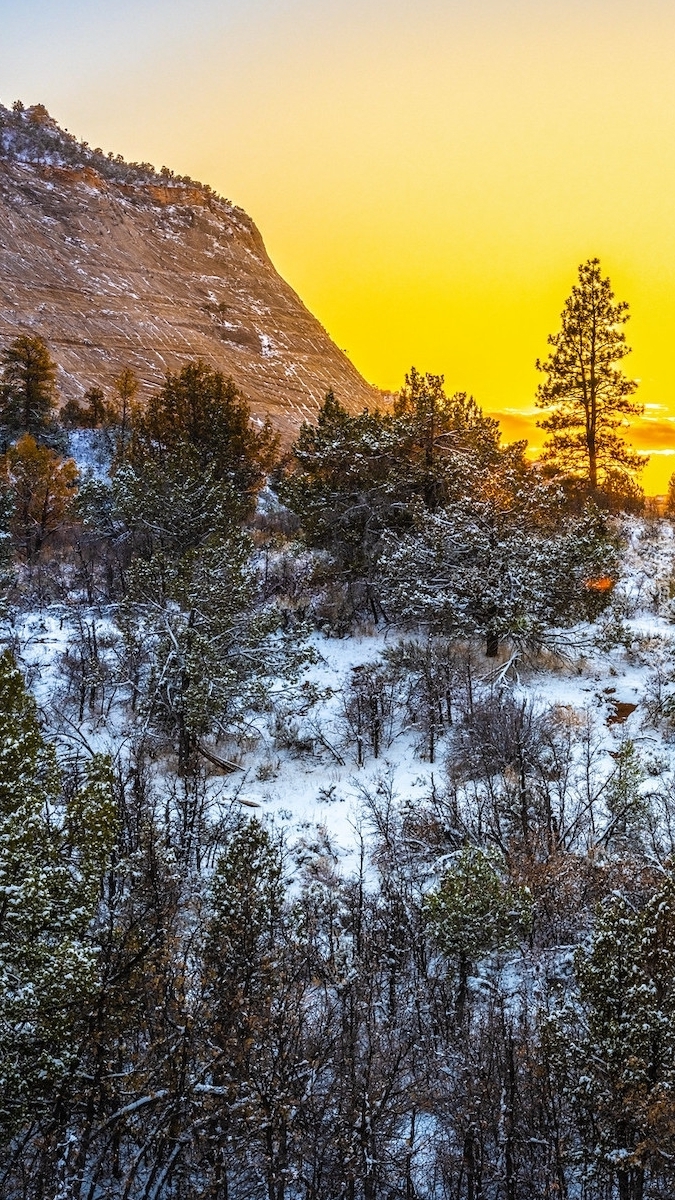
[394,367,501,507]
[425,845,532,1021]
[122,526,310,766]
[113,452,247,558]
[280,382,503,586]
[378,456,619,656]
[279,391,406,580]
[535,258,645,494]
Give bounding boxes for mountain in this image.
[0,102,379,436]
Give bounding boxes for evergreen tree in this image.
[113,452,246,559]
[203,821,307,1199]
[425,845,531,1020]
[108,366,139,462]
[394,368,501,506]
[535,259,645,494]
[280,380,503,580]
[378,457,618,655]
[555,881,675,1199]
[0,650,115,1138]
[665,470,675,518]
[62,386,107,429]
[279,391,406,576]
[206,820,285,1000]
[124,531,302,764]
[127,361,278,502]
[0,333,57,437]
[603,739,650,851]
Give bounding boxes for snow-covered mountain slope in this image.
[0,102,379,437]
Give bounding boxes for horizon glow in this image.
[4,0,675,489]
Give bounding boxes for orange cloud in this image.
[486,409,675,493]
[488,410,540,447]
[630,417,675,452]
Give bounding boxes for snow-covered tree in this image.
[379,464,619,655]
[113,453,246,558]
[554,880,675,1198]
[124,532,300,764]
[425,845,531,1020]
[280,383,505,582]
[279,390,408,577]
[393,368,502,507]
[0,650,115,1137]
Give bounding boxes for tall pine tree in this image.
[535,259,645,494]
[0,334,57,438]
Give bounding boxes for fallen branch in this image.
[197,742,243,774]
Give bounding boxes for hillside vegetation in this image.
[0,243,670,1195]
[0,99,210,191]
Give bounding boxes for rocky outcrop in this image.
[0,104,379,437]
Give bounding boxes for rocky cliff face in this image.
[0,103,378,437]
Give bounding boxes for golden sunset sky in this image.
[4,0,675,489]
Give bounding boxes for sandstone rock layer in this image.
[0,150,378,437]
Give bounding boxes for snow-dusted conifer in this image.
[0,650,115,1136]
[554,880,675,1198]
[425,845,532,1021]
[379,464,618,655]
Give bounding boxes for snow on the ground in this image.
[5,517,675,867]
[66,429,114,480]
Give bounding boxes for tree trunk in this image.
[588,426,598,492]
[617,1166,644,1200]
[455,953,469,1024]
[462,1126,476,1200]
